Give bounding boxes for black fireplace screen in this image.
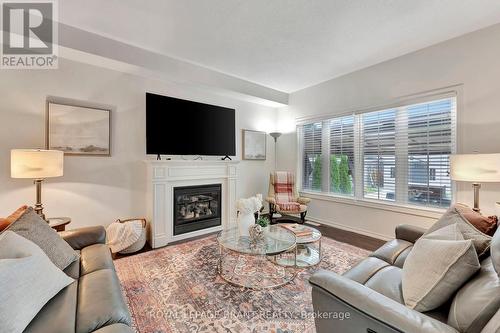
[173,184,221,235]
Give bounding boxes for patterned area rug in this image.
[114,234,370,333]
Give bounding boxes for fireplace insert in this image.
[173,184,222,235]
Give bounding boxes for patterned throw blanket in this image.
[274,171,301,211]
[106,220,143,253]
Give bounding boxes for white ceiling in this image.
[60,0,500,93]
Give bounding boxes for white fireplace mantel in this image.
[145,159,239,248]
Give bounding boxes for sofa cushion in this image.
[365,266,404,304]
[370,239,413,265]
[393,246,413,268]
[426,206,492,257]
[343,257,389,284]
[402,224,481,312]
[64,250,81,279]
[447,257,500,333]
[80,244,114,276]
[24,281,78,333]
[6,207,79,270]
[77,269,131,333]
[0,231,74,333]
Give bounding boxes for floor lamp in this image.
[269,132,282,170]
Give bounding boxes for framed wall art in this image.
[46,98,111,156]
[242,129,266,160]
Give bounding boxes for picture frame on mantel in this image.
[46,97,112,156]
[242,129,266,160]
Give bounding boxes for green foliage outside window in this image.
[312,155,322,190]
[331,154,352,195]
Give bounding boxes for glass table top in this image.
[295,225,322,244]
[217,225,296,255]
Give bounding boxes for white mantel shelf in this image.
[145,159,239,248]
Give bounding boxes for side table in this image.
[271,225,322,268]
[48,217,71,232]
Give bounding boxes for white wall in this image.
[0,58,277,229]
[278,23,500,239]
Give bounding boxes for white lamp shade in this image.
[11,149,64,179]
[450,153,500,182]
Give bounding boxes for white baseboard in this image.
[306,216,392,241]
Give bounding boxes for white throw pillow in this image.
[0,231,74,333]
[402,223,481,312]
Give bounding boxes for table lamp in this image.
[11,149,64,221]
[450,153,500,212]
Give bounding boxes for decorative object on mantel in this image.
[106,218,146,254]
[11,149,64,221]
[46,98,112,156]
[269,132,282,170]
[242,129,267,160]
[236,195,262,236]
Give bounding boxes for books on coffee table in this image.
[280,223,312,237]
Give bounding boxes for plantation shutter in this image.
[329,115,355,196]
[361,109,397,201]
[402,98,455,208]
[299,93,456,210]
[302,122,323,191]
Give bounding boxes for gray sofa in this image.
[24,226,133,333]
[310,224,500,333]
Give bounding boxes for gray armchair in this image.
[309,224,500,333]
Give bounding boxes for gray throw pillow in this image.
[5,207,79,270]
[0,231,74,333]
[426,206,492,257]
[402,223,481,312]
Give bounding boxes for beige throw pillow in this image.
[0,231,74,333]
[402,224,481,312]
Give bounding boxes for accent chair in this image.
[266,171,311,224]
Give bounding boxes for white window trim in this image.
[296,85,461,215]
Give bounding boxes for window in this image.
[362,109,396,201]
[299,94,456,210]
[329,116,355,196]
[301,122,322,191]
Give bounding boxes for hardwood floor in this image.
[113,220,386,259]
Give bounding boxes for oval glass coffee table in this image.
[270,225,322,268]
[216,225,297,289]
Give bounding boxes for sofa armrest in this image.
[309,270,458,333]
[60,226,106,250]
[297,197,311,205]
[395,224,426,243]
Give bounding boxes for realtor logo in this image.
[1,0,58,69]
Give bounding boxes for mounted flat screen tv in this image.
[146,93,236,157]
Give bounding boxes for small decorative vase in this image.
[238,213,255,237]
[248,224,264,242]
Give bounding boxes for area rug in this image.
[114,234,370,333]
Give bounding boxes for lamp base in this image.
[34,179,47,221]
[472,183,481,213]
